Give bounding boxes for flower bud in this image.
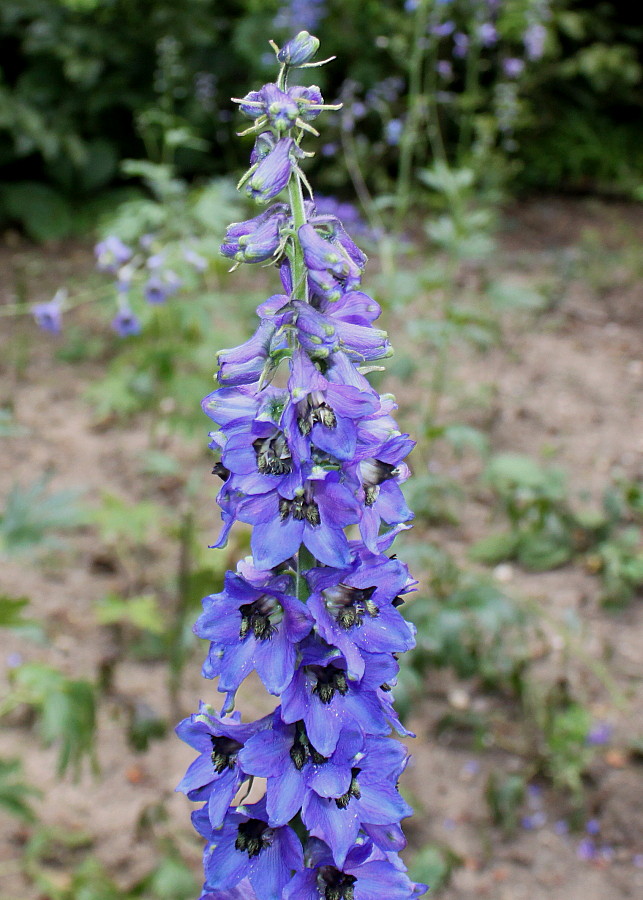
[245,138,295,203]
[277,31,320,67]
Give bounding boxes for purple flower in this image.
[111,307,141,337]
[94,235,132,272]
[453,32,470,58]
[195,799,303,900]
[577,838,596,861]
[280,642,399,757]
[183,247,208,271]
[195,569,313,696]
[478,23,498,47]
[277,31,321,67]
[301,733,412,866]
[181,33,425,900]
[144,270,181,304]
[385,119,404,146]
[221,205,289,263]
[245,138,296,203]
[524,23,546,61]
[431,21,454,38]
[502,57,526,79]
[306,552,415,680]
[236,476,361,569]
[585,818,601,836]
[284,839,426,900]
[586,721,613,746]
[176,705,270,827]
[32,290,64,334]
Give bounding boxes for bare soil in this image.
[0,198,641,899]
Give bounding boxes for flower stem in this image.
[288,171,309,303]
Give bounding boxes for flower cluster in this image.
[178,32,426,900]
[95,233,207,337]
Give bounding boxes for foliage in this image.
[395,543,529,718]
[2,0,642,240]
[0,475,88,555]
[0,756,41,822]
[470,455,643,604]
[3,662,97,776]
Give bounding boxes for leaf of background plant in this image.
[10,663,97,777]
[96,593,165,635]
[0,477,88,555]
[0,757,41,822]
[469,531,520,565]
[409,844,452,892]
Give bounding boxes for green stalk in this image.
[394,0,431,233]
[288,172,309,303]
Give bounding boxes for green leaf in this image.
[517,534,573,570]
[485,453,566,496]
[10,663,97,777]
[0,757,41,822]
[485,772,525,834]
[1,182,73,241]
[409,844,452,891]
[469,531,519,565]
[96,593,165,635]
[0,476,88,555]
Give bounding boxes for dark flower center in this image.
[239,594,280,641]
[361,459,399,507]
[235,818,273,858]
[279,496,321,526]
[317,866,357,900]
[210,735,244,773]
[254,432,293,475]
[289,720,328,770]
[335,767,362,809]
[324,583,378,629]
[309,663,349,704]
[298,396,337,435]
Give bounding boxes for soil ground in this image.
[0,197,641,899]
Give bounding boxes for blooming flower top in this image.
[178,31,426,899]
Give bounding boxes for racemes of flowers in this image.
[177,31,427,900]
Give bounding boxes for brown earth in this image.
[0,198,641,899]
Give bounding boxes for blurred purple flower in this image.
[385,118,403,146]
[524,23,546,60]
[478,23,498,47]
[111,307,141,337]
[95,235,132,272]
[502,57,525,78]
[437,60,453,80]
[144,271,181,304]
[183,247,208,271]
[554,819,569,836]
[586,818,601,836]
[32,289,65,334]
[586,722,613,746]
[453,32,470,58]
[577,838,596,861]
[431,22,455,38]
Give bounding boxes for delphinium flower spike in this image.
[178,31,427,899]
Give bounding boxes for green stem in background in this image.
[339,126,395,277]
[423,35,448,166]
[457,37,481,168]
[168,502,195,721]
[394,0,431,233]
